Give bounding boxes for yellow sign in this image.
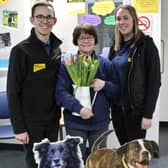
[66,1,85,15]
[33,64,46,72]
[133,0,158,13]
[68,9,85,14]
[0,0,8,4]
[92,1,115,16]
[67,0,84,2]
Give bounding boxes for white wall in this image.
[52,0,78,53]
[145,10,160,142]
[0,0,31,48]
[0,0,29,143]
[0,0,32,90]
[160,0,168,122]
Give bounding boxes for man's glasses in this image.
[34,15,55,22]
[78,35,94,42]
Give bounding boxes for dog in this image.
[33,135,84,168]
[85,129,159,168]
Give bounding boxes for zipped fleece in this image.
[109,33,161,119]
[7,28,62,134]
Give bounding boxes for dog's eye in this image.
[50,149,55,154]
[60,146,64,152]
[135,147,139,151]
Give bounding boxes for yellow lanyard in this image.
[122,156,129,168]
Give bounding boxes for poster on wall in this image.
[0,32,11,70]
[132,0,158,13]
[79,0,122,57]
[138,14,152,36]
[2,10,18,28]
[67,0,85,2]
[0,0,8,4]
[66,1,86,14]
[0,32,11,49]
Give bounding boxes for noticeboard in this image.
[78,1,122,57]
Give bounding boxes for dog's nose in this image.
[142,151,149,158]
[54,159,60,164]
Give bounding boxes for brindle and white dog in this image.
[85,129,159,168]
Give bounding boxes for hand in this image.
[80,107,94,119]
[91,78,105,91]
[141,117,152,130]
[15,132,29,144]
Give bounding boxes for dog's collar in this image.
[122,156,129,168]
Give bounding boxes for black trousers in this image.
[65,127,108,163]
[111,105,146,145]
[24,120,59,168]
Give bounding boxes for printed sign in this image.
[0,0,8,4]
[138,15,152,35]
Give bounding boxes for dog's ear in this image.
[33,139,50,158]
[33,139,50,167]
[65,136,83,148]
[145,140,159,158]
[117,143,128,156]
[91,129,114,153]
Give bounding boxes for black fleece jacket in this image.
[109,32,161,118]
[7,28,62,133]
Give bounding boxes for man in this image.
[7,3,62,168]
